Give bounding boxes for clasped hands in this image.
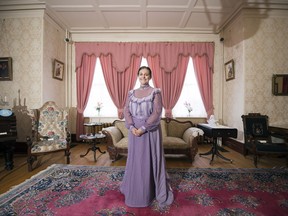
[131,127,144,137]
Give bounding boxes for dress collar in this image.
[140,84,150,90]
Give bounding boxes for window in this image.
[84,57,206,117]
[172,58,207,117]
[83,58,118,117]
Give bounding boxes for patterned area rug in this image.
[1,164,288,216]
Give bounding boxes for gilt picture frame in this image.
[0,57,13,81]
[225,59,235,81]
[53,59,64,81]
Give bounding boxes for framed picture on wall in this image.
[53,59,64,81]
[0,57,13,81]
[225,59,235,81]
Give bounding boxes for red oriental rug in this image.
[0,164,288,216]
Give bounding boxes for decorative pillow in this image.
[115,121,128,137]
[103,127,123,143]
[160,119,167,137]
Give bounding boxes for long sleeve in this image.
[124,91,134,129]
[142,90,162,131]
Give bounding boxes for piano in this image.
[0,112,17,170]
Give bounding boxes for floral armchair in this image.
[26,101,71,171]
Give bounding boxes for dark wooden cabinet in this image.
[0,114,17,170]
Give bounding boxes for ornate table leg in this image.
[80,138,106,162]
[200,138,232,164]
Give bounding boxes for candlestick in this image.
[0,95,9,106]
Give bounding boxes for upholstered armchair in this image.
[26,101,71,171]
[241,113,288,167]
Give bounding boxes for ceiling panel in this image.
[47,0,96,6]
[59,12,103,28]
[147,11,185,28]
[147,0,190,7]
[103,11,141,28]
[98,0,141,6]
[187,12,225,30]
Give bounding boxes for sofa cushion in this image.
[115,137,188,149]
[167,121,192,138]
[162,137,189,149]
[31,139,67,153]
[115,121,128,137]
[115,137,129,148]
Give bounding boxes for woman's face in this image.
[138,68,151,85]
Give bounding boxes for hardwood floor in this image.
[0,142,286,195]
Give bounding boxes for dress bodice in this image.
[128,88,160,119]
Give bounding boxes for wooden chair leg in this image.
[27,161,32,172]
[66,150,70,164]
[253,154,258,168]
[27,155,36,172]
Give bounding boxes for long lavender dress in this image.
[120,86,174,208]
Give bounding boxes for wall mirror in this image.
[272,74,288,95]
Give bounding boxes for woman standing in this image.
[120,66,174,208]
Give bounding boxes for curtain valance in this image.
[75,42,214,73]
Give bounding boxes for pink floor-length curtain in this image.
[76,54,97,139]
[193,55,214,117]
[147,55,189,118]
[100,54,142,119]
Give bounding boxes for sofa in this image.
[102,118,204,162]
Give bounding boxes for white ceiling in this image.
[45,0,243,34]
[1,0,288,34]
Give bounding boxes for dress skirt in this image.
[120,117,174,208]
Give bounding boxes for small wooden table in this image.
[197,123,237,164]
[79,133,106,162]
